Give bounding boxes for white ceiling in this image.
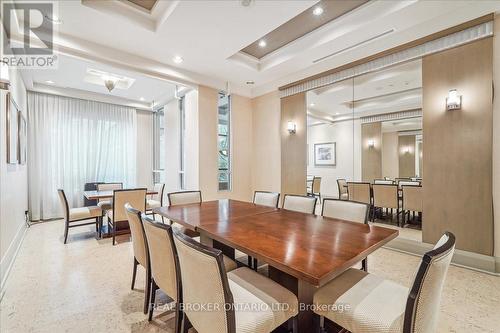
[14,0,500,98]
[382,118,422,133]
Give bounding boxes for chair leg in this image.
[95,217,98,232]
[112,219,116,246]
[152,213,156,221]
[313,314,321,333]
[131,258,138,290]
[148,279,158,321]
[63,220,69,244]
[143,267,151,314]
[247,256,253,269]
[362,257,368,272]
[182,313,191,333]
[174,302,182,333]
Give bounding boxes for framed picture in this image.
[18,111,27,165]
[6,92,19,164]
[314,142,336,166]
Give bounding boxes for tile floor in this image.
[1,220,499,332]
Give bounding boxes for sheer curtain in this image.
[27,91,137,220]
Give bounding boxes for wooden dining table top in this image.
[198,208,398,286]
[84,189,158,200]
[153,199,278,231]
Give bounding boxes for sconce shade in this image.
[446,89,461,110]
[287,121,297,134]
[368,139,375,148]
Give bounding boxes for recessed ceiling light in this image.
[335,112,340,115]
[173,56,183,64]
[310,103,315,107]
[258,40,266,48]
[140,97,145,101]
[45,80,55,84]
[313,6,324,16]
[246,81,255,85]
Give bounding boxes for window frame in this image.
[217,92,231,192]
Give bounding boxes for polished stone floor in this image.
[1,220,499,332]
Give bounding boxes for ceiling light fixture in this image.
[173,56,183,64]
[310,103,315,107]
[104,79,116,92]
[246,81,255,85]
[313,6,324,16]
[258,40,266,48]
[45,80,55,84]
[140,97,145,101]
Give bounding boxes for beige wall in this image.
[361,122,382,181]
[197,85,253,202]
[281,93,307,197]
[1,65,28,289]
[422,38,493,256]
[398,134,416,178]
[382,132,399,179]
[251,91,281,193]
[136,110,153,189]
[493,14,500,261]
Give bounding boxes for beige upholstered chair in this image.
[125,204,151,314]
[107,188,146,245]
[374,179,394,185]
[253,191,280,208]
[168,190,202,206]
[337,179,348,200]
[313,232,455,333]
[96,182,123,211]
[402,185,423,226]
[347,182,371,205]
[146,183,165,218]
[141,215,182,328]
[372,184,399,224]
[282,194,317,214]
[58,189,102,244]
[173,228,299,333]
[321,198,369,271]
[307,177,322,202]
[398,180,420,189]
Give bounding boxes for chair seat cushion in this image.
[146,199,161,209]
[313,268,408,333]
[223,255,237,272]
[228,267,298,333]
[69,206,102,221]
[97,200,112,210]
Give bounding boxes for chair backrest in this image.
[374,179,394,185]
[168,190,202,206]
[253,191,280,208]
[399,181,420,189]
[172,228,235,333]
[57,189,69,221]
[125,203,149,268]
[372,184,398,209]
[282,194,317,214]
[321,199,369,224]
[347,182,371,205]
[152,183,165,204]
[97,182,123,191]
[404,232,455,333]
[312,177,321,193]
[337,179,348,196]
[142,214,179,302]
[410,177,422,182]
[402,185,423,212]
[112,188,147,222]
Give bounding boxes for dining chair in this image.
[125,203,151,314]
[96,182,123,211]
[398,180,421,189]
[107,188,146,245]
[337,179,348,200]
[307,176,322,203]
[168,190,202,206]
[321,198,369,271]
[172,228,299,333]
[58,189,102,244]
[374,179,394,185]
[402,185,423,226]
[372,184,399,225]
[313,232,456,333]
[253,191,280,208]
[282,194,317,214]
[146,183,165,218]
[347,182,372,220]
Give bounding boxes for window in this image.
[218,92,231,191]
[153,108,165,183]
[179,96,186,189]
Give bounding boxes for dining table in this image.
[83,189,158,201]
[153,199,398,332]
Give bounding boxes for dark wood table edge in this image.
[84,190,158,201]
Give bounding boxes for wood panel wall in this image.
[361,122,382,181]
[422,38,494,255]
[398,135,416,178]
[281,93,307,197]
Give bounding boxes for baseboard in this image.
[384,237,500,276]
[0,222,27,300]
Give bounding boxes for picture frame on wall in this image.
[18,110,27,165]
[6,92,19,164]
[314,142,336,167]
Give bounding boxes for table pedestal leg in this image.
[200,234,235,260]
[269,266,316,333]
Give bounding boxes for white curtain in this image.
[27,91,137,220]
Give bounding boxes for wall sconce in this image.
[405,147,411,154]
[287,121,297,134]
[446,89,462,110]
[368,139,375,148]
[0,60,10,90]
